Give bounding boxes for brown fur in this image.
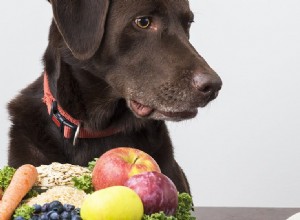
[8,0,222,194]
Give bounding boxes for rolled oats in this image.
[26,186,87,208]
[35,162,91,187]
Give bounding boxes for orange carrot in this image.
[0,164,38,220]
[0,188,3,199]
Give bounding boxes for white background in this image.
[0,0,299,207]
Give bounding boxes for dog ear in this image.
[50,0,109,60]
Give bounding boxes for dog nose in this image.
[192,72,222,97]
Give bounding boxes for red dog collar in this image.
[43,72,119,144]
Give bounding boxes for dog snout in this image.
[192,71,222,99]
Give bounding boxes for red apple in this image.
[92,147,161,190]
[124,171,178,216]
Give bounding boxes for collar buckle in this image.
[50,101,78,140]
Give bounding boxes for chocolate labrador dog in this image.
[8,0,222,194]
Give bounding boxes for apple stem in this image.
[133,157,139,164]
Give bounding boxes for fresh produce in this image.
[1,156,195,220]
[72,175,93,194]
[13,193,195,220]
[13,201,82,220]
[142,193,195,220]
[80,186,144,220]
[0,166,16,191]
[92,147,161,190]
[13,204,34,220]
[0,165,37,200]
[0,164,38,220]
[175,193,196,220]
[87,158,98,171]
[143,212,176,220]
[125,172,178,215]
[173,192,195,220]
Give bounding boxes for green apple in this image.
[80,186,144,220]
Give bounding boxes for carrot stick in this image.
[0,188,3,200]
[0,164,38,220]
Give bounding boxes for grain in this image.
[26,186,87,208]
[36,162,91,187]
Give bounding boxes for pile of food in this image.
[0,147,195,220]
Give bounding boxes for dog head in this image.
[48,0,222,122]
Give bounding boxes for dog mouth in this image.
[129,100,198,120]
[130,100,154,117]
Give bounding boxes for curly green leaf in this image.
[72,174,94,194]
[0,166,16,191]
[13,204,34,220]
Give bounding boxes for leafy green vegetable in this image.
[0,166,38,200]
[142,193,195,220]
[24,189,39,199]
[13,204,35,220]
[72,174,94,194]
[88,158,98,171]
[72,159,96,193]
[0,166,16,191]
[174,193,196,220]
[143,211,176,220]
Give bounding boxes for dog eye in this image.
[135,17,152,29]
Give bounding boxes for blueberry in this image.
[74,208,80,215]
[48,201,64,213]
[33,204,42,213]
[47,211,55,217]
[63,204,73,211]
[63,204,75,212]
[71,216,82,220]
[70,210,76,217]
[49,211,60,220]
[70,209,80,217]
[14,217,25,220]
[30,214,40,220]
[40,213,48,220]
[41,203,49,212]
[60,211,71,220]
